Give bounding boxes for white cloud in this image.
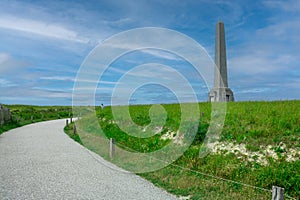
[229,53,293,75]
[256,20,300,42]
[73,79,120,85]
[0,78,17,87]
[99,81,119,85]
[229,19,299,76]
[0,15,89,43]
[0,53,28,74]
[30,87,72,98]
[108,67,128,74]
[263,0,300,12]
[141,49,182,61]
[103,17,133,27]
[0,53,10,63]
[236,88,273,94]
[125,63,176,79]
[40,76,75,81]
[283,78,300,89]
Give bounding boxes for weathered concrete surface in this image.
[0,105,11,125]
[0,119,178,200]
[214,21,228,89]
[209,21,234,102]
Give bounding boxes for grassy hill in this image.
[0,105,72,135]
[2,102,298,199]
[67,100,299,199]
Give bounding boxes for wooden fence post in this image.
[110,138,115,159]
[70,117,73,123]
[272,186,284,200]
[0,112,3,125]
[73,124,77,134]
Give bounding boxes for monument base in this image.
[208,87,234,102]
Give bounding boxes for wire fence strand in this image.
[114,141,297,200]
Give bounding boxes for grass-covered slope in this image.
[68,101,299,199]
[0,105,72,135]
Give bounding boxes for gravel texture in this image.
[0,119,179,200]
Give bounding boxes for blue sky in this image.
[0,0,299,105]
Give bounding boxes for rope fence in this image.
[110,138,296,200]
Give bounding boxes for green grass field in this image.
[2,101,298,199]
[0,105,72,135]
[68,100,299,199]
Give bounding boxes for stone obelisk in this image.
[209,21,234,102]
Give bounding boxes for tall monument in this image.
[209,21,234,102]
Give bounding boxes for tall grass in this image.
[69,100,300,198]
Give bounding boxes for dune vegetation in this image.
[65,100,299,199]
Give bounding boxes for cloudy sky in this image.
[0,0,299,105]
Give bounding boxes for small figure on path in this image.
[101,103,105,110]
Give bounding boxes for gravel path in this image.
[0,119,179,200]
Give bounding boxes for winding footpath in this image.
[0,119,178,200]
